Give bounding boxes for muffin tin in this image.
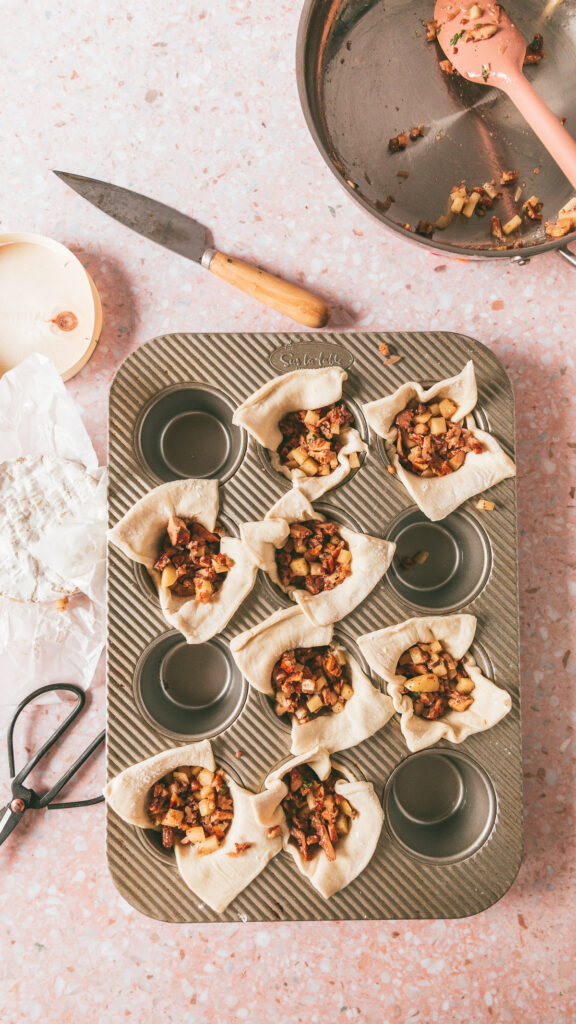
[107,330,522,922]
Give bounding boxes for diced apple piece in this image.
[304,409,320,427]
[309,562,323,576]
[315,674,328,690]
[430,659,448,676]
[318,465,331,476]
[301,678,315,694]
[428,403,441,416]
[331,700,345,714]
[413,411,432,423]
[337,548,352,565]
[161,564,178,589]
[462,191,481,218]
[429,416,447,435]
[198,798,214,818]
[333,649,347,666]
[456,677,475,694]
[161,808,184,827]
[186,826,206,844]
[439,398,457,419]
[339,798,354,818]
[331,421,341,435]
[199,784,215,799]
[301,457,320,477]
[294,707,308,722]
[290,557,309,576]
[476,498,495,511]
[405,674,440,693]
[340,683,354,701]
[429,640,443,654]
[449,451,466,471]
[306,694,324,714]
[503,214,522,235]
[173,771,190,783]
[409,645,427,664]
[348,451,360,468]
[197,835,219,856]
[290,447,308,466]
[197,769,214,787]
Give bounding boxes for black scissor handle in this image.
[8,684,104,809]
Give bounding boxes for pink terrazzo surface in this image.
[0,1,575,1022]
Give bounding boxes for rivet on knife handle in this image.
[203,250,330,328]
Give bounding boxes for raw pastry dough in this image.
[363,361,516,521]
[232,367,366,499]
[0,454,100,602]
[108,479,258,643]
[240,489,395,626]
[254,745,384,898]
[358,614,512,752]
[230,605,394,754]
[104,740,282,913]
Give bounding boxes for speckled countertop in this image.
[0,1,575,1022]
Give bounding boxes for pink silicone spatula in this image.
[434,0,576,188]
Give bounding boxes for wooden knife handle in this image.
[206,250,330,328]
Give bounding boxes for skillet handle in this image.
[557,244,576,269]
[204,250,330,328]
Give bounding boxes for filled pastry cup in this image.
[232,367,367,499]
[240,489,395,627]
[363,361,516,521]
[104,740,282,913]
[358,614,512,753]
[108,478,258,643]
[230,605,394,755]
[254,745,384,899]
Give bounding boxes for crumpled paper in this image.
[0,354,106,705]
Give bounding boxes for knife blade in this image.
[53,171,330,328]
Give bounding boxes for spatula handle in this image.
[506,72,576,190]
[205,250,330,328]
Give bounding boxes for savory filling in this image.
[397,640,475,719]
[281,764,357,862]
[147,765,234,853]
[271,645,354,723]
[394,397,484,477]
[153,516,234,602]
[277,403,359,480]
[275,520,352,595]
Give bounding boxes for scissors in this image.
[0,683,105,846]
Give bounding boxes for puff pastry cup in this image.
[254,746,384,898]
[241,488,395,627]
[230,605,394,754]
[104,740,282,913]
[358,614,512,752]
[232,367,367,499]
[108,479,257,643]
[362,361,516,521]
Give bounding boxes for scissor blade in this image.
[53,171,209,263]
[0,802,24,846]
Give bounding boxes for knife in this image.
[53,171,330,329]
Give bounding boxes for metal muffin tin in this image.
[107,330,522,922]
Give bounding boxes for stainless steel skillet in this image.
[296,0,576,268]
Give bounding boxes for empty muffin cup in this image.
[133,631,248,740]
[135,383,247,483]
[385,507,492,612]
[384,749,497,863]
